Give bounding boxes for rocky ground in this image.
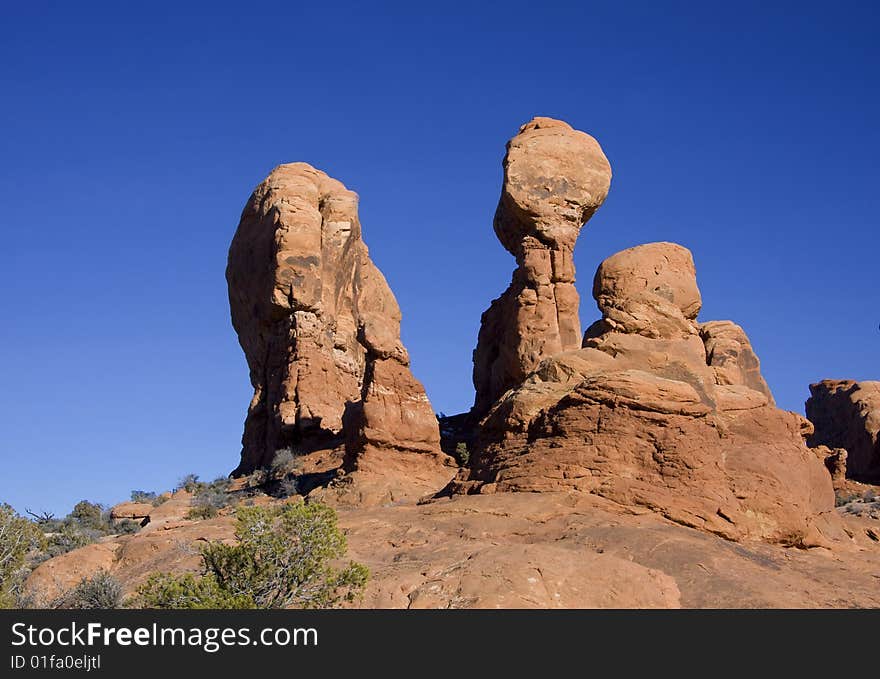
[24,476,880,609]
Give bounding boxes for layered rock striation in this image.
[227,163,451,491]
[472,118,612,416]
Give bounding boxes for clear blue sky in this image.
[2,1,877,516]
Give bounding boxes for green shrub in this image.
[130,490,158,504]
[56,570,123,609]
[70,501,104,531]
[186,504,219,520]
[114,520,142,535]
[135,503,367,609]
[455,442,470,466]
[44,524,95,559]
[0,504,45,608]
[133,573,253,609]
[39,498,143,560]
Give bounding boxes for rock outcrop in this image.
[27,490,880,609]
[454,242,842,546]
[109,502,153,523]
[227,163,452,496]
[812,445,849,486]
[472,117,612,416]
[806,380,880,483]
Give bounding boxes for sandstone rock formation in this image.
[806,380,880,483]
[472,117,612,416]
[812,445,848,486]
[26,490,880,609]
[454,242,842,546]
[109,502,153,523]
[227,163,452,496]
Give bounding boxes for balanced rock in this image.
[454,242,842,546]
[806,380,880,483]
[227,163,452,495]
[472,117,612,416]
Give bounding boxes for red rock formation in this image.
[227,163,452,492]
[455,242,842,546]
[472,117,612,416]
[806,380,880,482]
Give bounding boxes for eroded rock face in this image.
[455,243,842,546]
[472,117,612,416]
[807,380,880,483]
[227,163,450,490]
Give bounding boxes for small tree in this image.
[176,474,202,493]
[69,501,104,530]
[0,504,45,608]
[134,502,367,609]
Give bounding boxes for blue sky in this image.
[1,1,877,516]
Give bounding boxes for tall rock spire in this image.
[472,117,612,416]
[227,162,451,497]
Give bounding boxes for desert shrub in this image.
[455,442,470,467]
[135,503,367,609]
[176,474,203,493]
[0,504,45,608]
[272,477,299,499]
[133,572,253,609]
[248,469,268,487]
[186,504,218,520]
[55,570,123,609]
[114,519,142,535]
[202,503,368,608]
[130,490,158,504]
[268,448,302,498]
[186,476,233,520]
[44,524,96,559]
[39,498,140,559]
[270,448,299,477]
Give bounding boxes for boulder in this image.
[472,117,612,416]
[24,542,119,605]
[806,380,880,483]
[227,162,453,499]
[109,502,153,522]
[700,321,775,405]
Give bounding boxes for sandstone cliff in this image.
[807,380,880,483]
